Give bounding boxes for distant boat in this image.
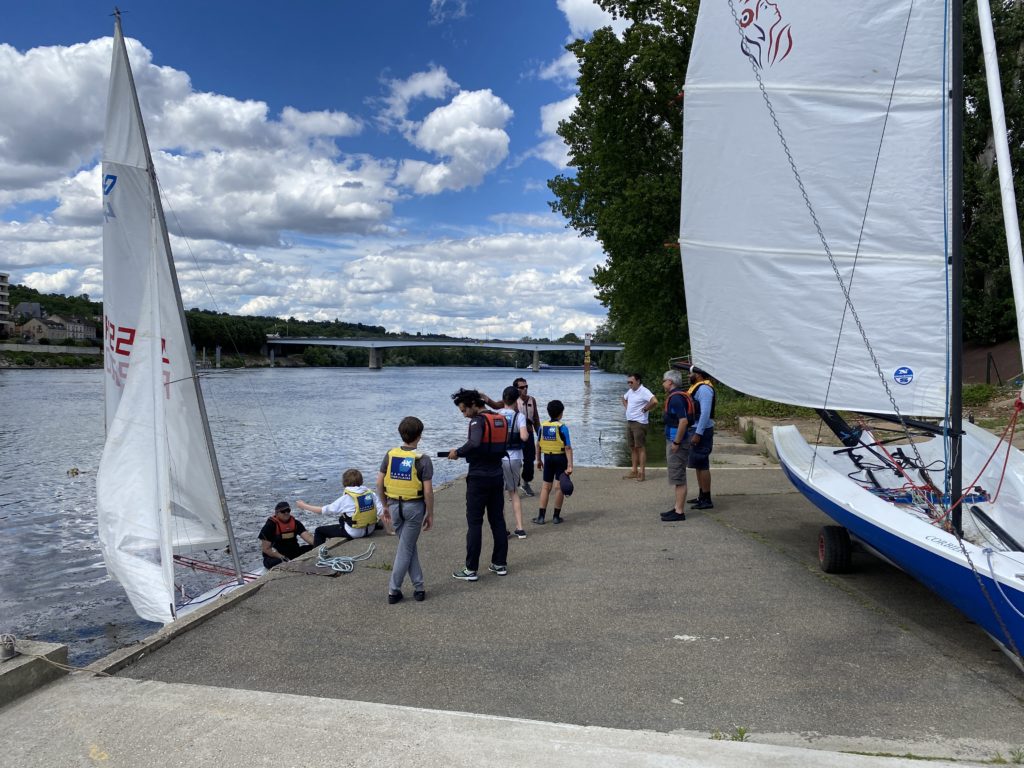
[97,13,250,623]
[680,1,1024,668]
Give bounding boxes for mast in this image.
[951,0,964,536]
[976,0,1024,389]
[113,12,245,586]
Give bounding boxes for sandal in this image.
[622,471,638,479]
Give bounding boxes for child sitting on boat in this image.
[296,469,389,546]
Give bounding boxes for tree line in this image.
[6,284,619,369]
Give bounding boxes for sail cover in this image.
[97,21,228,623]
[681,1,951,417]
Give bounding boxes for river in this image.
[0,366,631,664]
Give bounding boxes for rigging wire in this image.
[726,0,932,484]
[726,0,1024,666]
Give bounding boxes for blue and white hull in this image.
[774,423,1024,669]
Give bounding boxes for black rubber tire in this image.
[818,525,852,573]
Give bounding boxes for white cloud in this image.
[557,0,628,39]
[378,65,459,131]
[539,51,579,85]
[429,0,469,24]
[395,89,513,194]
[0,36,387,248]
[527,95,577,170]
[488,212,566,231]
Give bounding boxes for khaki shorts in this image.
[667,441,689,485]
[626,420,648,448]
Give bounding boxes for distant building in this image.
[47,314,97,341]
[19,317,67,342]
[13,301,43,320]
[0,273,11,338]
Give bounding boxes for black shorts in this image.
[541,452,568,483]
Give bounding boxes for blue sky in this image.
[0,0,627,338]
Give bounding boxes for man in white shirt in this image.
[622,372,658,481]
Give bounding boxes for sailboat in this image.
[680,1,1024,668]
[97,12,248,624]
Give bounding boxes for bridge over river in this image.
[265,336,624,371]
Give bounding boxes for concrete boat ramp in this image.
[2,429,1023,766]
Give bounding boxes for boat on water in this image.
[679,1,1024,668]
[97,13,255,623]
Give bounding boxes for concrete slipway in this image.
[0,427,1022,767]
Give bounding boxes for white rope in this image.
[316,542,376,573]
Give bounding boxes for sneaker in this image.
[662,511,687,522]
[552,516,563,525]
[414,590,426,602]
[688,496,700,505]
[513,529,527,539]
[522,482,535,497]
[488,563,508,576]
[660,510,679,519]
[387,590,404,604]
[452,568,479,581]
[694,499,714,510]
[531,515,546,525]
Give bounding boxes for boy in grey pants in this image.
[377,416,434,604]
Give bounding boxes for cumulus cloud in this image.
[527,95,577,170]
[0,36,385,248]
[394,90,513,194]
[378,65,459,132]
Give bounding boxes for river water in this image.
[0,366,630,664]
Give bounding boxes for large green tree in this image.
[549,1,696,377]
[551,0,1024,378]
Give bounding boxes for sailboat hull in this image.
[774,425,1024,668]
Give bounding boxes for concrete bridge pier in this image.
[531,350,540,372]
[368,347,382,370]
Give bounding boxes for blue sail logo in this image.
[893,367,914,385]
[103,174,117,195]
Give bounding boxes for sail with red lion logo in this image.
[680,1,1024,669]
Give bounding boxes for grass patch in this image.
[963,383,1001,407]
[741,420,757,444]
[710,726,750,742]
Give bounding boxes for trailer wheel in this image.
[818,525,852,573]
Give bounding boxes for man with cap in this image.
[687,365,717,510]
[259,501,315,569]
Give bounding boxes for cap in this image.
[690,365,707,376]
[274,501,291,514]
[558,472,574,497]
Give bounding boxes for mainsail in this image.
[97,17,234,623]
[680,1,952,417]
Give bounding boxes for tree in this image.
[549,1,696,378]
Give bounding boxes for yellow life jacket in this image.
[538,420,566,455]
[383,447,424,500]
[687,379,716,421]
[344,488,378,528]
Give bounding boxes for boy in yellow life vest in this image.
[376,416,434,604]
[532,399,573,525]
[296,468,388,546]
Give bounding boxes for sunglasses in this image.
[518,385,528,390]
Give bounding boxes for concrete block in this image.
[0,639,68,709]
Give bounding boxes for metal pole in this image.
[951,0,964,536]
[584,333,592,384]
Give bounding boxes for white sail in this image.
[680,1,951,417]
[97,20,229,624]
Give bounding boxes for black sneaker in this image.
[452,568,479,581]
[660,510,678,519]
[552,516,563,525]
[694,499,714,510]
[662,511,687,522]
[488,563,508,576]
[688,496,700,505]
[513,529,527,538]
[531,515,546,525]
[414,590,426,602]
[387,590,404,604]
[522,482,535,497]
